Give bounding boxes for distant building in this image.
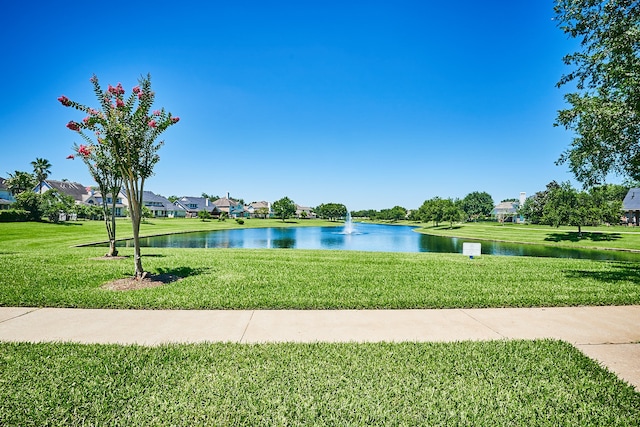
[34,180,90,203]
[174,196,218,218]
[622,188,640,226]
[141,191,186,218]
[492,193,525,223]
[0,177,15,209]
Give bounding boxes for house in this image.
[0,177,15,209]
[245,201,272,218]
[34,180,90,203]
[174,196,218,218]
[492,201,519,223]
[84,189,127,217]
[212,194,244,218]
[622,188,640,226]
[142,191,186,218]
[295,204,316,219]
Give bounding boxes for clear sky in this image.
[0,1,589,211]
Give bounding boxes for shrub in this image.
[235,218,244,225]
[0,209,30,222]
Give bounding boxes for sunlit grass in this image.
[1,340,637,426]
[417,221,640,252]
[1,220,639,308]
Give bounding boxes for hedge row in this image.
[0,209,30,222]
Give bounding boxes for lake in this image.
[116,223,640,261]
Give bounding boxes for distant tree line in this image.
[520,181,628,235]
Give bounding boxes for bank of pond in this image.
[107,223,640,262]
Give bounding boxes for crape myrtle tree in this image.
[554,0,640,186]
[59,74,179,278]
[66,141,123,257]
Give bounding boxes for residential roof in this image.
[248,201,269,209]
[213,197,241,208]
[176,196,216,212]
[492,201,518,214]
[40,180,89,202]
[143,191,185,211]
[623,188,640,211]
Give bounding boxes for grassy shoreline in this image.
[414,221,640,252]
[1,219,639,309]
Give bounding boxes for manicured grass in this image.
[1,219,639,308]
[417,221,640,252]
[0,340,637,426]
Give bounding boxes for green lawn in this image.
[416,221,640,252]
[1,219,639,423]
[1,219,639,308]
[1,340,638,426]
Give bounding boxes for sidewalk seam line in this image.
[0,308,41,325]
[459,309,507,339]
[239,310,254,343]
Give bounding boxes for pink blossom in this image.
[115,83,125,95]
[78,145,92,157]
[148,120,157,128]
[171,116,180,123]
[58,95,71,106]
[108,84,116,94]
[116,98,125,108]
[153,110,161,116]
[137,91,144,99]
[89,108,100,116]
[132,86,140,94]
[83,116,90,124]
[66,121,81,131]
[66,154,75,160]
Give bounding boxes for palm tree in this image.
[31,158,52,191]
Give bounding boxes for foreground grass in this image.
[417,221,640,252]
[1,246,640,308]
[1,340,637,426]
[1,220,639,308]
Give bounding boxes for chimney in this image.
[205,198,210,207]
[226,191,230,199]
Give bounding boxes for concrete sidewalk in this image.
[1,305,639,391]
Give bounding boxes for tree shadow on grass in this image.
[545,232,622,243]
[564,261,640,283]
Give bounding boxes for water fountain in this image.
[343,211,355,234]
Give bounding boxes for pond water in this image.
[116,223,640,261]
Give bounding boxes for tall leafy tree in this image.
[272,196,296,222]
[542,181,620,236]
[461,191,494,221]
[5,171,36,195]
[554,0,640,185]
[31,158,51,188]
[520,181,561,224]
[59,74,179,278]
[315,203,347,221]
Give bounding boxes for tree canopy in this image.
[272,196,296,221]
[554,0,640,186]
[315,203,347,221]
[461,191,494,221]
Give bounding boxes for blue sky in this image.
[1,1,587,210]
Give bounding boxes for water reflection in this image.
[117,223,640,261]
